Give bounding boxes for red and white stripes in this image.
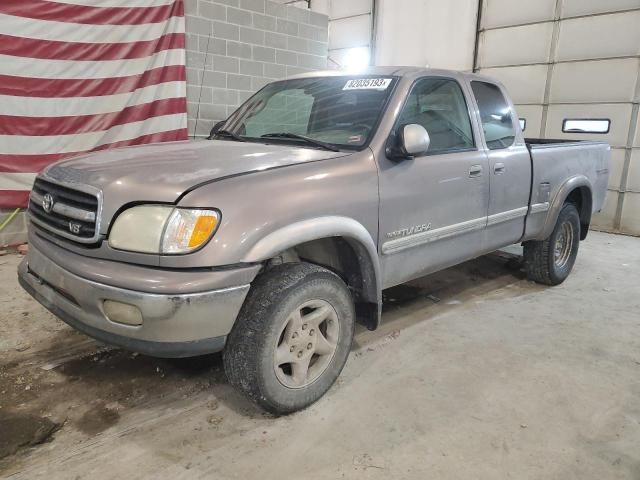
[0,0,188,207]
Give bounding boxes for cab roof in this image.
[286,66,497,84]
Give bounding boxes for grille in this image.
[28,177,100,243]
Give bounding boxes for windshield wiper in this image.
[211,129,246,142]
[260,133,340,152]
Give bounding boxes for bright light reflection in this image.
[342,47,370,72]
[304,173,329,181]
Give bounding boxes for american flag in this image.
[0,0,188,208]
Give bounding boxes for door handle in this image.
[494,163,506,174]
[469,165,483,177]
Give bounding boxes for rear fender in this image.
[538,175,592,240]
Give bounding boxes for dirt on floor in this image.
[0,231,639,479]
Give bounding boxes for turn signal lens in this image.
[189,215,218,248]
[162,209,220,254]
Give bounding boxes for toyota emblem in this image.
[42,193,55,213]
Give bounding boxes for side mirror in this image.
[208,120,226,139]
[401,124,431,157]
[387,124,431,159]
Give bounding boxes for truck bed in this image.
[525,138,590,145]
[522,138,610,241]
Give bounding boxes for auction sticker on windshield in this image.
[343,78,392,91]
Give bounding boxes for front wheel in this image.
[223,263,355,415]
[523,202,581,286]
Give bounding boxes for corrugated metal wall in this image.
[310,0,374,68]
[374,0,478,70]
[476,0,640,235]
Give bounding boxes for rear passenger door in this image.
[378,76,490,288]
[469,80,532,250]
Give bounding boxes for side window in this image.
[471,81,515,150]
[397,78,474,154]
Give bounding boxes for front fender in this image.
[243,216,376,263]
[243,215,382,323]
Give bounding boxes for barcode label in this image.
[343,78,392,91]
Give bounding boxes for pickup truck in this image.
[19,67,609,414]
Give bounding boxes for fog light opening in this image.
[103,300,143,326]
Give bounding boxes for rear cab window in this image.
[471,81,516,150]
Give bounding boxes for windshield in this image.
[219,76,398,150]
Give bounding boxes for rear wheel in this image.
[523,203,581,286]
[223,262,355,414]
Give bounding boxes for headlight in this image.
[109,206,220,254]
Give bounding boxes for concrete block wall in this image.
[0,209,27,247]
[273,1,374,69]
[185,0,329,138]
[271,0,309,8]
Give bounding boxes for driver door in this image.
[378,76,490,288]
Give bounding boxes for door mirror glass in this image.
[401,124,431,157]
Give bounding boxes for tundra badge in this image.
[386,223,431,239]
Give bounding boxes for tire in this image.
[523,202,581,286]
[223,262,355,415]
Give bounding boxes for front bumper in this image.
[18,241,252,358]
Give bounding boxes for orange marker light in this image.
[188,215,218,248]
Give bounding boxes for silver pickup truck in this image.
[19,67,609,413]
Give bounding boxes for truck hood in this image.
[45,140,350,227]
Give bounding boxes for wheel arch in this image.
[540,176,593,241]
[566,185,593,240]
[242,216,382,330]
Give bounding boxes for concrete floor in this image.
[1,231,639,479]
